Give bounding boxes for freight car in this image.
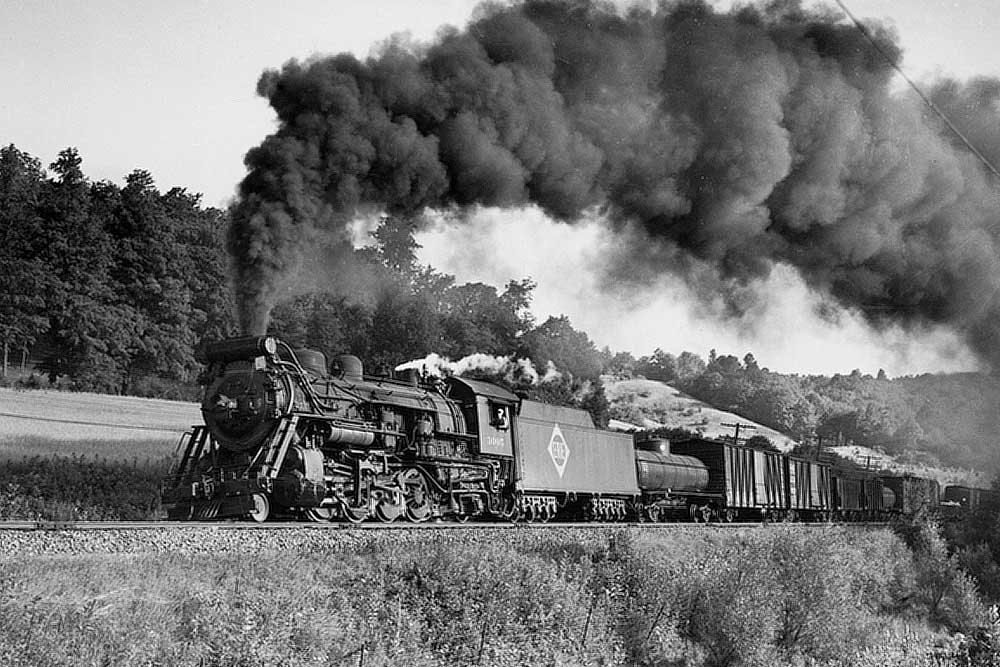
[830,473,890,521]
[670,437,791,522]
[880,474,940,515]
[940,484,998,519]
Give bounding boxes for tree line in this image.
[0,145,612,418]
[3,144,999,469]
[616,349,1000,471]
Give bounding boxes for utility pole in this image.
[721,422,756,446]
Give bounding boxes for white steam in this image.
[395,351,562,385]
[416,206,980,377]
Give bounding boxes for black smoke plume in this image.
[229,0,1000,368]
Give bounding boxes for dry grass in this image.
[0,527,984,667]
[0,434,179,462]
[604,376,799,449]
[0,387,198,461]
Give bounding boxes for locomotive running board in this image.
[260,415,299,479]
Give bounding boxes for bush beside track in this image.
[1,525,997,666]
[0,454,169,521]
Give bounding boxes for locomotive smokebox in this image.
[202,336,277,363]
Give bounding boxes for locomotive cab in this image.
[443,377,518,457]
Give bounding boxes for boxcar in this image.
[940,485,998,521]
[671,438,788,521]
[881,475,940,515]
[863,476,888,516]
[944,485,979,509]
[832,474,864,519]
[787,457,832,520]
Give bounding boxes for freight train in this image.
[161,336,989,523]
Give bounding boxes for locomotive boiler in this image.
[161,335,712,523]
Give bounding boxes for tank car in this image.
[634,438,711,522]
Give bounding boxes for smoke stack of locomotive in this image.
[228,0,1000,368]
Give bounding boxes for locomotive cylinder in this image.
[326,426,376,447]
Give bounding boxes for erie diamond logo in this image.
[548,424,569,478]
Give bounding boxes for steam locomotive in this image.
[161,336,985,523]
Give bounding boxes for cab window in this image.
[489,402,509,430]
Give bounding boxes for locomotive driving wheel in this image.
[374,489,404,523]
[304,507,336,522]
[341,501,369,524]
[401,468,432,523]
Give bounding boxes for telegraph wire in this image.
[0,411,188,433]
[833,0,1000,181]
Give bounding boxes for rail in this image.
[0,520,893,532]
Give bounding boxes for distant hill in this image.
[603,376,799,450]
[828,444,990,488]
[604,369,999,484]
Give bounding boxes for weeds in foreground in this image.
[2,526,996,666]
[0,454,170,520]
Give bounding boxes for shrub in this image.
[0,454,169,520]
[898,513,992,634]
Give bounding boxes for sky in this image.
[3,0,999,376]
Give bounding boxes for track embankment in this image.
[0,520,889,557]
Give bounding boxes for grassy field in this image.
[0,387,199,461]
[0,526,994,667]
[0,388,197,519]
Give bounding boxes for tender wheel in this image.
[501,494,520,522]
[723,509,736,523]
[248,493,271,523]
[689,504,702,523]
[646,506,661,523]
[401,469,432,523]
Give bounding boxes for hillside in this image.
[603,374,994,486]
[603,376,799,450]
[827,444,990,488]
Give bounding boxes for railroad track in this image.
[0,520,891,531]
